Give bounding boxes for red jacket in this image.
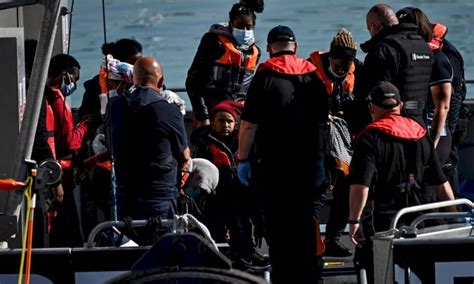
[49,87,89,159]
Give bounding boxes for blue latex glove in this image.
[237,160,252,187]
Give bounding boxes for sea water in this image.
[70,0,474,108]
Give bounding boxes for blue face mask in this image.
[61,73,76,96]
[232,28,254,46]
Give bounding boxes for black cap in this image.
[267,25,296,44]
[396,7,417,25]
[367,81,401,109]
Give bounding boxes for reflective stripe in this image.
[404,100,425,110]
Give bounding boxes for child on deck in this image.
[191,100,268,267]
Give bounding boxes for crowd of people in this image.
[28,1,468,283]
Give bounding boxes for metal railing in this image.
[390,198,473,230]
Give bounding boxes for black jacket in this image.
[350,114,446,233]
[361,24,433,126]
[79,75,102,120]
[241,52,329,194]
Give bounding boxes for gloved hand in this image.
[237,160,252,187]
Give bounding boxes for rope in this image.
[174,214,218,251]
[18,177,33,284]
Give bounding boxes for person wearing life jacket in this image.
[396,8,459,204]
[79,38,142,121]
[31,99,60,249]
[77,54,135,237]
[29,44,62,247]
[309,28,363,119]
[307,28,364,258]
[46,54,93,247]
[362,4,434,128]
[396,7,452,151]
[238,25,328,283]
[191,100,269,267]
[186,2,262,128]
[348,81,455,284]
[75,39,142,234]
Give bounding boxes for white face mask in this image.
[232,28,254,46]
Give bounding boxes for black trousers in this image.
[264,194,322,284]
[325,172,350,240]
[49,172,83,247]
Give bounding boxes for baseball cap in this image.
[267,25,296,44]
[367,81,401,109]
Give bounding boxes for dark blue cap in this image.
[267,25,296,44]
[367,81,401,109]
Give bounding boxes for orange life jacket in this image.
[309,51,355,95]
[45,100,56,160]
[216,35,259,70]
[99,67,108,94]
[208,35,259,100]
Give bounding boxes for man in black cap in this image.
[238,25,329,283]
[348,81,455,283]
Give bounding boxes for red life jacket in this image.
[309,50,355,95]
[45,100,56,160]
[258,53,316,75]
[357,114,426,141]
[209,144,232,169]
[429,23,448,51]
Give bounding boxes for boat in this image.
[0,1,473,283]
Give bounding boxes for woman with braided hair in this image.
[186,1,262,129]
